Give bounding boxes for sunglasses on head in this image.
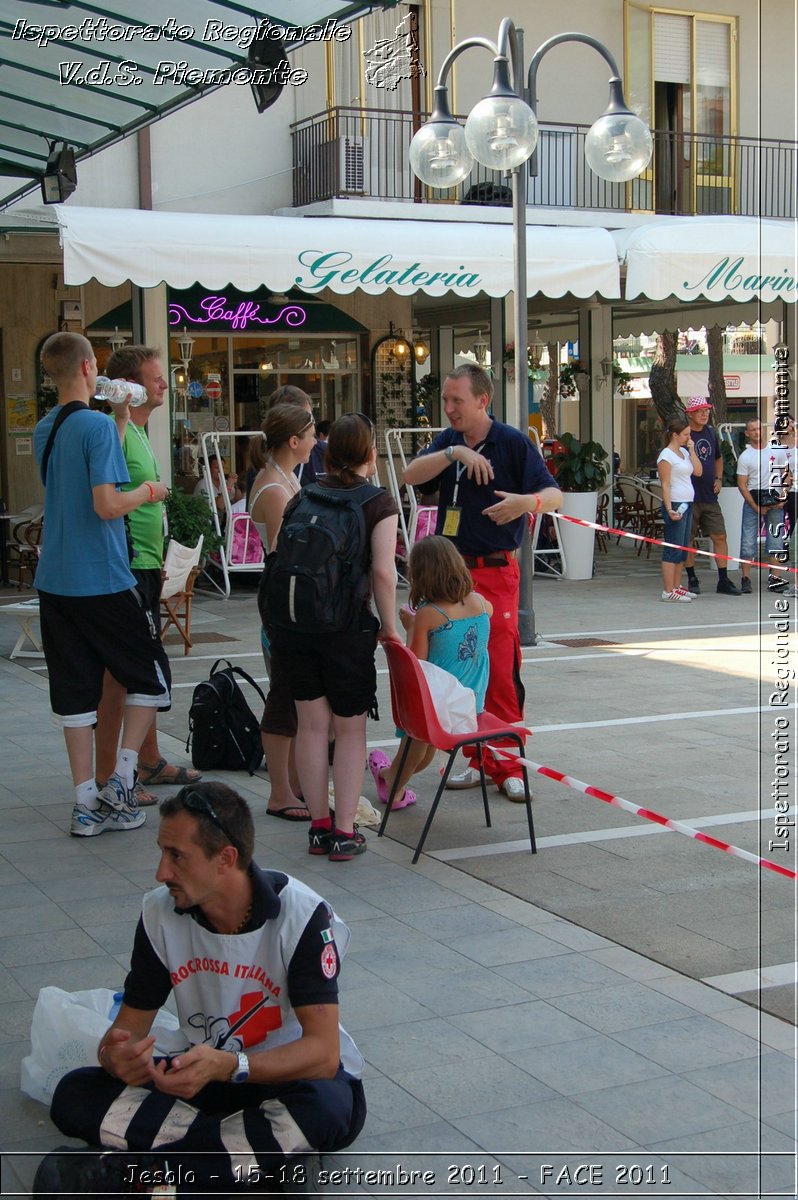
[180,789,234,844]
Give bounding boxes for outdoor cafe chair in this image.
[7,515,43,591]
[633,482,665,558]
[160,535,204,655]
[379,638,536,863]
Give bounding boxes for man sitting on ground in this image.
[34,784,366,1196]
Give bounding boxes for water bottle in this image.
[674,503,688,517]
[95,376,148,407]
[108,991,124,1020]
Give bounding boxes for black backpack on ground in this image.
[258,482,381,634]
[187,659,265,774]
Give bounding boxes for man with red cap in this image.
[682,396,741,596]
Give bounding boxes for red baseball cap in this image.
[685,396,712,412]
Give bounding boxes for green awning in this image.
[0,0,400,207]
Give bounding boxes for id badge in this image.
[443,506,461,537]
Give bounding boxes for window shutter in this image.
[654,13,690,84]
[696,21,730,87]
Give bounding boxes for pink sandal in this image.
[368,750,416,810]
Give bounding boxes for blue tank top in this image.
[421,598,490,713]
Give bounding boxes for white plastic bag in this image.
[21,986,181,1106]
[419,660,478,735]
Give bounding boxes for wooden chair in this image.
[160,536,204,655]
[379,639,536,863]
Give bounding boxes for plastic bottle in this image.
[95,376,148,407]
[108,991,124,1021]
[674,503,688,517]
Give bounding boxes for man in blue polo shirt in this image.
[404,364,561,799]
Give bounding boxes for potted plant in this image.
[164,488,224,558]
[549,433,610,580]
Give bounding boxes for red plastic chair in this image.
[380,639,536,863]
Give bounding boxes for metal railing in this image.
[291,107,796,219]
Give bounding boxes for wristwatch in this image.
[230,1051,250,1083]
[444,445,456,462]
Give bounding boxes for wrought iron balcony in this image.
[291,106,796,220]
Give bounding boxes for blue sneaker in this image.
[70,773,145,837]
[70,801,145,836]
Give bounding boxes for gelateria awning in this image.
[53,205,621,299]
[614,216,798,304]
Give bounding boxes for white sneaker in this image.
[674,586,698,598]
[70,801,146,837]
[661,589,692,602]
[98,772,138,813]
[501,777,532,802]
[445,767,483,790]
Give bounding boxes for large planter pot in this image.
[718,486,744,563]
[558,492,598,580]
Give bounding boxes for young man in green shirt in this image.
[95,347,201,800]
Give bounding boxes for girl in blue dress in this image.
[369,535,492,809]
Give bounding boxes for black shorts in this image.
[38,588,172,720]
[270,618,379,718]
[260,635,298,739]
[132,567,162,630]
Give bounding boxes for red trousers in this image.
[465,560,525,784]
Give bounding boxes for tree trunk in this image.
[539,342,558,436]
[706,324,728,426]
[648,331,683,427]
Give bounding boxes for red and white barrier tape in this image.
[487,744,796,880]
[552,511,798,577]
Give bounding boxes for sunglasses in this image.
[180,789,234,844]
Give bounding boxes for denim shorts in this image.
[661,503,692,564]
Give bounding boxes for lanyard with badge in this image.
[130,423,166,534]
[443,441,486,538]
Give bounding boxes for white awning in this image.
[613,298,784,337]
[614,216,798,303]
[54,206,620,299]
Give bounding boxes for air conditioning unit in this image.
[338,136,368,194]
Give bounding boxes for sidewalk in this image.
[0,543,795,1196]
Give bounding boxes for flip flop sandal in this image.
[266,806,311,822]
[137,757,202,786]
[132,780,158,807]
[368,750,417,810]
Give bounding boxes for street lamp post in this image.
[409,19,651,642]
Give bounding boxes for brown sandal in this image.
[137,757,202,786]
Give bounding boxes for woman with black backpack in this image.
[264,413,399,860]
[250,402,317,820]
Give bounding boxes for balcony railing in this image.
[291,107,796,220]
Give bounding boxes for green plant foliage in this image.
[164,488,224,554]
[550,431,610,493]
[720,440,738,487]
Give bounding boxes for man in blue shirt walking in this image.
[33,332,171,837]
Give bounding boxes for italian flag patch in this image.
[321,928,334,944]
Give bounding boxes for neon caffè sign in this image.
[168,296,308,331]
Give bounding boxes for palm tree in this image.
[706,325,728,425]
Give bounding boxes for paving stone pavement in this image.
[0,540,795,1197]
